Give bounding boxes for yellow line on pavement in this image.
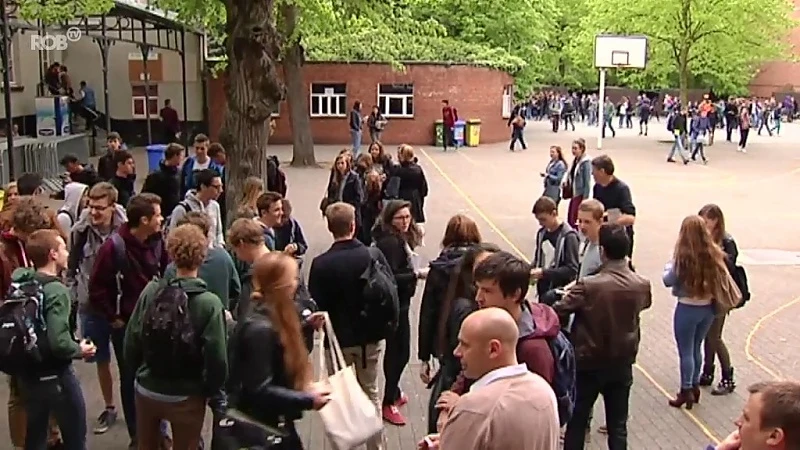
[418,146,722,446]
[744,294,800,380]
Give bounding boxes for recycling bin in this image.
[434,120,444,147]
[466,119,482,147]
[146,144,168,173]
[453,120,466,147]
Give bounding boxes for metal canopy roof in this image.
[5,0,201,53]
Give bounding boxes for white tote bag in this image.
[317,313,383,450]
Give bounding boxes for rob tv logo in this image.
[30,27,81,51]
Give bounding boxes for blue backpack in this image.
[547,329,577,427]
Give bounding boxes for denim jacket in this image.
[662,260,689,298]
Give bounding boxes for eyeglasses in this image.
[88,203,112,211]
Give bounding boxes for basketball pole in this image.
[598,68,607,150]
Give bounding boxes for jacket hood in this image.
[184,190,204,210]
[429,245,471,271]
[166,276,209,295]
[10,267,35,283]
[73,203,127,234]
[520,302,561,340]
[61,182,88,219]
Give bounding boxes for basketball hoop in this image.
[611,51,630,66]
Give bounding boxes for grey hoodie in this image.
[66,204,127,311]
[168,189,224,249]
[57,182,88,244]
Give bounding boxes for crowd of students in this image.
[0,129,799,450]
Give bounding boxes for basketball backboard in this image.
[594,35,648,69]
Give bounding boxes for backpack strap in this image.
[110,233,128,316]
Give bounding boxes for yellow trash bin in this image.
[466,119,481,147]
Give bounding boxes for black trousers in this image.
[383,306,411,405]
[564,364,633,450]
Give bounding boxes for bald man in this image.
[431,308,560,450]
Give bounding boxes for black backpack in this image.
[141,280,202,377]
[357,247,399,342]
[266,156,287,197]
[0,279,50,376]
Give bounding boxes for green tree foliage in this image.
[569,0,796,102]
[403,0,552,87]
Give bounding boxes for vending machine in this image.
[35,96,71,137]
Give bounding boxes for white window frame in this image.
[132,96,159,119]
[502,85,514,119]
[128,50,159,61]
[6,41,17,85]
[378,83,414,118]
[309,83,347,118]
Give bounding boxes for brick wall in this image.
[748,0,800,96]
[207,62,515,146]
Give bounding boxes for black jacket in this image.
[394,162,428,223]
[97,151,115,181]
[141,162,181,218]
[110,175,136,208]
[308,239,376,348]
[326,171,364,224]
[372,225,417,306]
[228,307,314,426]
[418,245,471,362]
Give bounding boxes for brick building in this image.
[207,62,516,146]
[749,0,800,96]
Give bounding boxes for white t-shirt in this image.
[194,158,211,171]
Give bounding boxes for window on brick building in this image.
[310,83,347,117]
[378,83,414,118]
[131,84,159,119]
[502,85,514,119]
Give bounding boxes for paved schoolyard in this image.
[0,118,798,449]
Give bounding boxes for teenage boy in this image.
[142,143,184,219]
[89,193,169,449]
[227,218,271,319]
[3,199,66,449]
[125,224,228,450]
[168,169,225,248]
[164,211,240,309]
[110,150,136,208]
[67,182,126,435]
[530,196,580,305]
[255,192,284,251]
[98,132,123,181]
[180,134,223,197]
[13,229,96,450]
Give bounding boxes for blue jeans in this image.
[20,366,87,450]
[79,312,112,363]
[668,134,688,162]
[111,326,137,440]
[673,303,715,389]
[350,129,362,155]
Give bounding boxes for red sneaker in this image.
[382,405,406,426]
[395,393,409,407]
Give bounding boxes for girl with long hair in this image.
[372,200,425,425]
[394,145,428,224]
[235,176,263,220]
[322,154,364,223]
[564,138,592,228]
[663,215,730,409]
[697,204,739,395]
[424,242,500,433]
[358,170,383,245]
[540,145,568,206]
[227,253,329,449]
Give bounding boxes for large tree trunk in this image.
[219,0,284,220]
[678,45,689,106]
[280,4,316,167]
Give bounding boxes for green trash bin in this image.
[466,119,482,147]
[434,120,444,147]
